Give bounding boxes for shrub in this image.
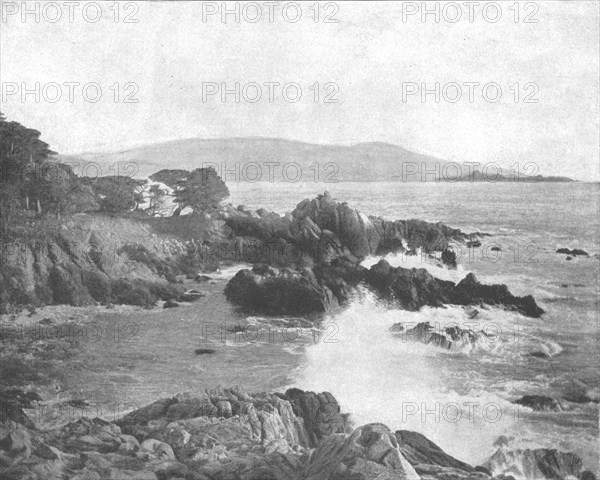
[110,278,156,307]
[82,269,112,303]
[147,282,184,301]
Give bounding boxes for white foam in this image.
[293,290,520,464]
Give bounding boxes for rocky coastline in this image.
[1,386,595,480]
[1,192,595,480]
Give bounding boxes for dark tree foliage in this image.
[174,167,229,213]
[149,169,190,189]
[0,113,59,226]
[92,176,146,213]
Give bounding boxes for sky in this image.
[1,1,599,180]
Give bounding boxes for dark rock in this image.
[194,274,212,282]
[581,471,597,480]
[283,388,347,447]
[163,299,179,309]
[441,249,457,268]
[526,351,550,359]
[514,395,562,411]
[177,290,206,302]
[226,259,544,317]
[401,322,485,351]
[224,264,337,315]
[194,349,216,355]
[396,429,473,472]
[490,246,502,252]
[475,465,492,475]
[467,241,482,248]
[566,256,573,261]
[362,262,544,317]
[562,379,599,404]
[557,248,589,256]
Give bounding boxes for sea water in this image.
[229,181,600,471]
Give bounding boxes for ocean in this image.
[53,182,599,475]
[229,181,600,469]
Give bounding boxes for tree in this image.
[174,167,229,213]
[0,112,57,218]
[146,184,168,217]
[148,169,189,214]
[93,176,146,214]
[149,169,190,189]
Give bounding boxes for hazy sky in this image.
[1,1,598,179]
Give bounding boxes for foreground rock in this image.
[226,259,544,317]
[2,386,592,480]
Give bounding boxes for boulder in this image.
[224,264,338,315]
[177,290,206,302]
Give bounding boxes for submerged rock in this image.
[398,322,486,352]
[513,395,563,412]
[556,248,589,257]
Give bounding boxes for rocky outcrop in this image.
[224,264,338,314]
[224,192,481,268]
[226,259,544,318]
[0,215,187,312]
[513,395,563,412]
[1,386,592,480]
[484,448,585,480]
[391,322,489,352]
[4,386,592,480]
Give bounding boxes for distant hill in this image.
[453,170,575,183]
[57,137,576,183]
[57,137,448,182]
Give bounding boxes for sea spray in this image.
[294,289,527,465]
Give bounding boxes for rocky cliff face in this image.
[0,215,188,312]
[0,386,591,480]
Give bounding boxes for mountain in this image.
[57,137,448,182]
[57,137,576,183]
